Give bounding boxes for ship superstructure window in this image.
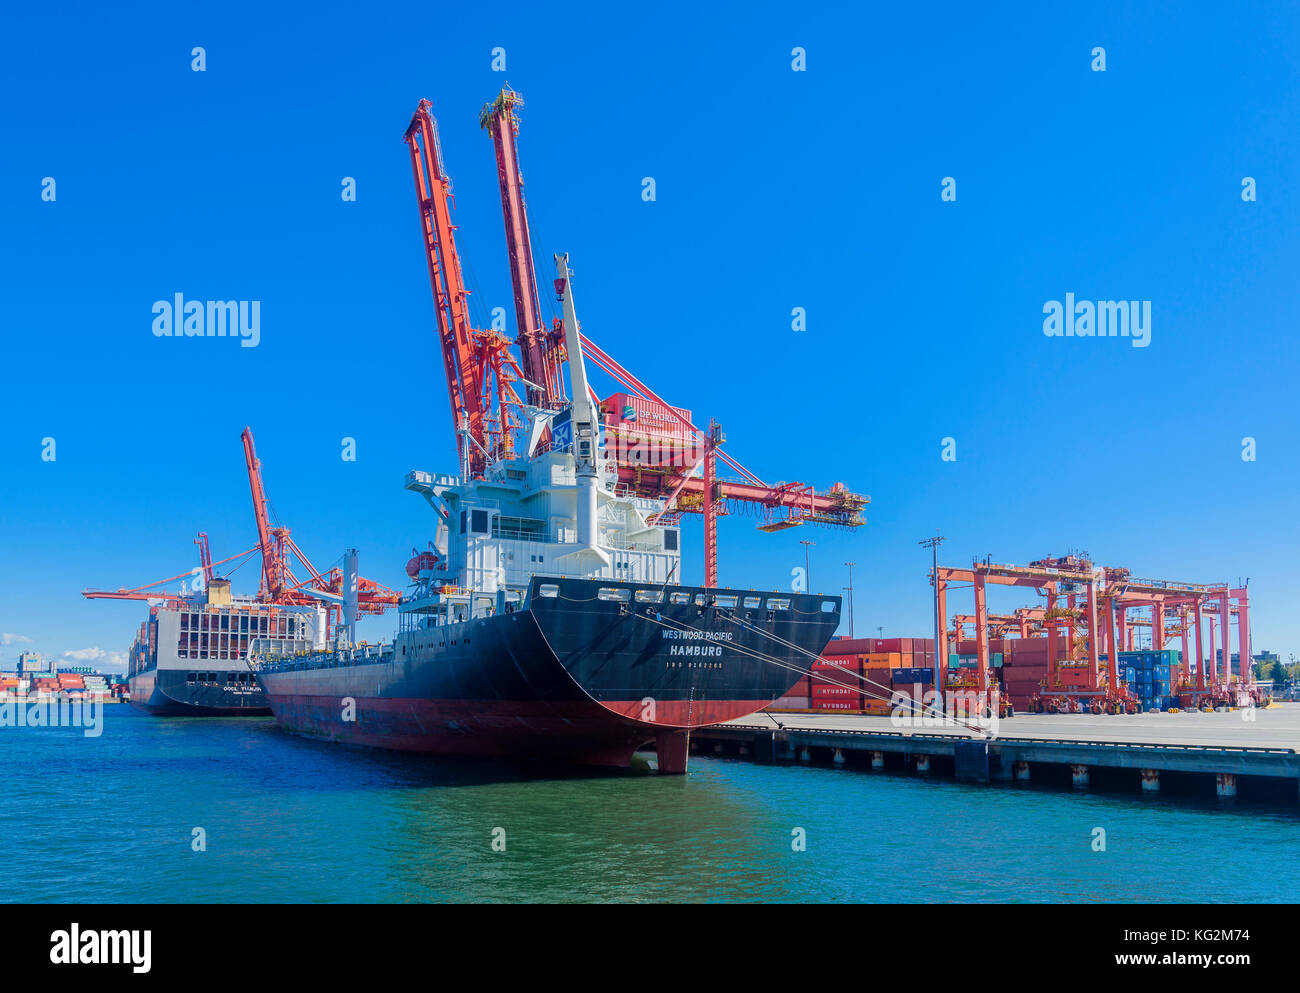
[664,529,679,551]
[471,510,488,534]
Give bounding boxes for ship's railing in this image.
[251,642,396,673]
[605,536,663,553]
[491,522,548,542]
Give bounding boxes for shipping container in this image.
[812,684,861,698]
[813,657,860,672]
[891,668,934,685]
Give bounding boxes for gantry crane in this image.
[408,89,868,586]
[934,554,1263,712]
[85,432,402,634]
[240,427,400,623]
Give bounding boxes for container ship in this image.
[251,91,864,772]
[87,427,397,718]
[253,484,840,772]
[127,578,325,716]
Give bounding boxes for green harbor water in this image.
[4,705,1298,903]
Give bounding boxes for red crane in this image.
[194,532,215,587]
[409,91,868,588]
[405,99,534,476]
[83,540,259,605]
[480,89,565,409]
[85,434,402,625]
[240,427,400,619]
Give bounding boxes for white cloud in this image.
[60,647,127,672]
[2,633,33,645]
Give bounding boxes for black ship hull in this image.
[129,667,271,716]
[256,577,840,773]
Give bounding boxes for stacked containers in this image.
[1118,650,1178,709]
[766,638,940,715]
[1002,637,1051,710]
[861,652,905,715]
[811,654,863,712]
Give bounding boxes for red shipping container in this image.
[825,637,877,655]
[814,699,861,711]
[813,657,860,673]
[812,684,862,699]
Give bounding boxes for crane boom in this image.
[481,89,563,409]
[241,426,281,598]
[405,100,487,470]
[406,99,529,476]
[194,532,214,586]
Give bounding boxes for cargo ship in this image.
[251,93,853,772]
[128,578,325,716]
[252,489,840,771]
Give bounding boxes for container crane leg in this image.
[703,421,721,588]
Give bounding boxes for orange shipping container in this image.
[864,653,905,668]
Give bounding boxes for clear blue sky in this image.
[2,1,1298,672]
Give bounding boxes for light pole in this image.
[919,532,946,704]
[844,561,856,638]
[800,539,815,593]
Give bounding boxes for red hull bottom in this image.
[262,694,770,774]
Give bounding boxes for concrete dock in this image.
[690,704,1300,801]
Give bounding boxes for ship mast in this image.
[554,254,610,568]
